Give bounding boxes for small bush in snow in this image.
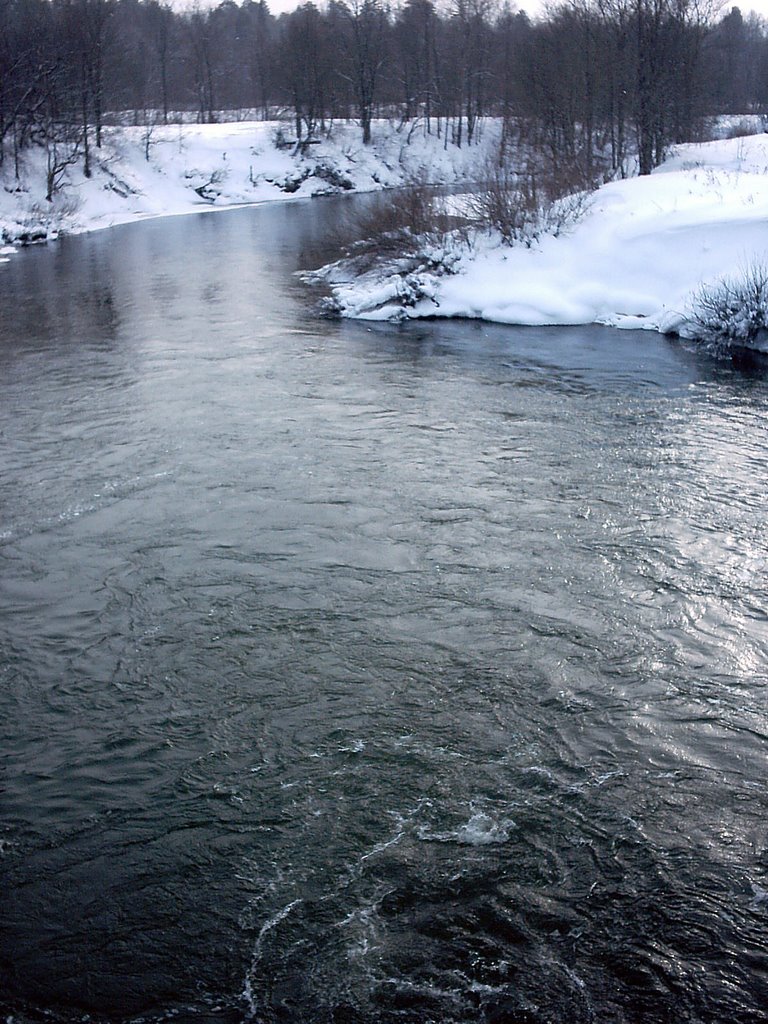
[313,162,354,191]
[466,157,596,247]
[273,127,293,150]
[465,162,533,245]
[689,261,768,353]
[724,117,764,140]
[332,179,469,270]
[304,180,473,319]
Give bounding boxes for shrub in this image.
[464,162,535,245]
[303,180,474,319]
[313,162,353,190]
[723,116,764,140]
[688,260,768,354]
[273,127,293,150]
[465,156,596,247]
[331,178,468,270]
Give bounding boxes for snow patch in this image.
[317,134,768,351]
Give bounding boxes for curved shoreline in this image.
[0,119,500,262]
[316,133,768,348]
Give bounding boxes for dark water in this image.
[1,199,767,1024]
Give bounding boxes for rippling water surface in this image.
[1,199,767,1023]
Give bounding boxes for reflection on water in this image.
[0,200,767,1024]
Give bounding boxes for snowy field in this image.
[0,118,500,256]
[320,132,768,348]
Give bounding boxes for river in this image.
[1,197,767,1023]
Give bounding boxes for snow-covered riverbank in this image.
[0,119,499,259]
[317,133,768,347]
[5,119,767,352]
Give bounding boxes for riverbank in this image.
[317,132,768,348]
[0,119,500,259]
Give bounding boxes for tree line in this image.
[2,0,767,194]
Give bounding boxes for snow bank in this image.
[7,119,767,350]
[0,119,500,255]
[322,133,768,344]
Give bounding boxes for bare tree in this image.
[188,6,217,123]
[394,0,438,127]
[0,0,754,186]
[340,0,388,144]
[145,0,173,124]
[245,0,275,120]
[281,2,331,141]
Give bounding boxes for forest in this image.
[1,0,767,194]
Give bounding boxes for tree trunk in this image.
[81,62,91,178]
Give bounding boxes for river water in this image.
[0,198,767,1024]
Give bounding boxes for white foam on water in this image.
[242,898,302,1017]
[418,811,516,846]
[338,902,387,961]
[339,738,365,753]
[359,829,405,864]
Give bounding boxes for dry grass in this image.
[465,156,598,246]
[330,179,465,269]
[690,260,768,353]
[724,117,764,140]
